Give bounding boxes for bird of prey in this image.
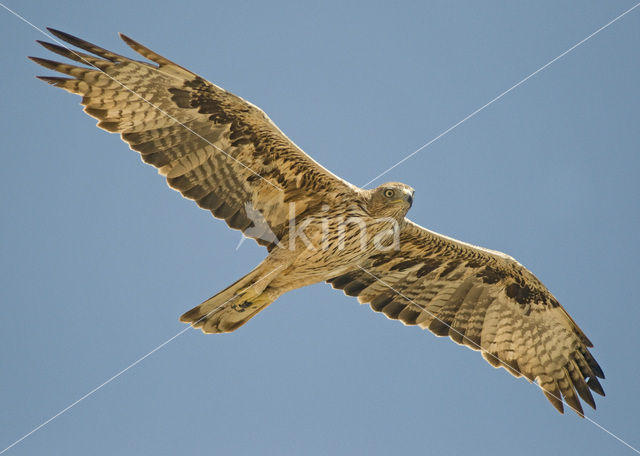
[31,29,604,416]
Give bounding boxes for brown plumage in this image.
[31,29,604,416]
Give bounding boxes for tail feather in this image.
[180,270,275,334]
[180,294,271,333]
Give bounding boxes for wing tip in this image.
[34,40,65,56]
[118,32,134,44]
[46,27,75,43]
[118,32,196,77]
[587,377,606,397]
[34,75,67,85]
[43,27,124,62]
[28,56,61,71]
[543,389,565,414]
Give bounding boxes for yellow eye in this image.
[384,189,395,198]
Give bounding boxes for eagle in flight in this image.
[31,29,604,416]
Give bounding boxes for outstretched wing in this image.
[31,29,355,249]
[328,219,604,415]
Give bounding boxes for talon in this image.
[231,299,252,312]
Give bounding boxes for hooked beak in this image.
[404,190,414,208]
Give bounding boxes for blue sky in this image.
[1,1,639,454]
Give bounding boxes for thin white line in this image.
[361,2,640,188]
[0,2,282,192]
[0,265,283,454]
[0,327,191,455]
[2,0,638,453]
[356,265,640,455]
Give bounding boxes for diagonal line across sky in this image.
[0,265,285,455]
[1,2,639,455]
[361,2,640,189]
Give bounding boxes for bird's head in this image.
[366,182,414,219]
